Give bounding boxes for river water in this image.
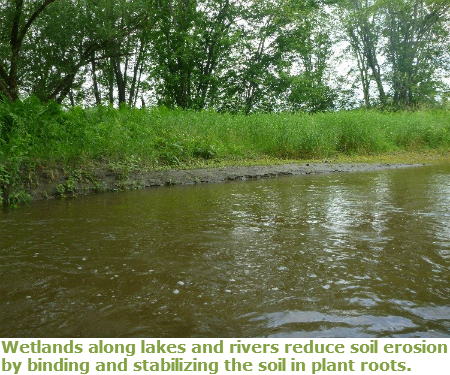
[1,164,450,338]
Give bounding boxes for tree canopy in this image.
[1,0,449,110]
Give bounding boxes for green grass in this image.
[1,96,450,204]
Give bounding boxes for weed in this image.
[0,163,30,206]
[109,155,142,179]
[1,98,450,206]
[55,184,66,197]
[65,177,77,194]
[193,144,217,159]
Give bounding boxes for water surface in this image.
[1,165,450,337]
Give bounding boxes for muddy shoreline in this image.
[123,162,426,187]
[28,162,425,202]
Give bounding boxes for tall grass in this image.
[1,97,450,204]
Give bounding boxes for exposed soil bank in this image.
[124,162,426,185]
[29,162,425,202]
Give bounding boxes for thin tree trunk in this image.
[113,56,126,105]
[91,53,102,105]
[108,58,114,105]
[129,40,146,107]
[69,90,75,107]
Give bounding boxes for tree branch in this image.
[17,0,57,47]
[0,62,10,84]
[48,42,103,102]
[0,79,15,101]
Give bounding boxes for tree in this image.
[0,0,152,103]
[285,8,337,112]
[382,0,450,107]
[149,0,238,109]
[0,0,57,101]
[339,0,386,106]
[338,0,450,108]
[218,0,331,113]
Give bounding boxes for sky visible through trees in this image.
[0,0,449,112]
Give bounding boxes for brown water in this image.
[1,165,450,338]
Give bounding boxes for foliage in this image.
[1,99,450,204]
[0,0,152,103]
[0,1,449,208]
[338,0,450,109]
[1,0,448,110]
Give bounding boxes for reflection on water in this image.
[1,164,450,337]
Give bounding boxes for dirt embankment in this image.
[28,162,425,202]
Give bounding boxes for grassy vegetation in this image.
[1,96,450,205]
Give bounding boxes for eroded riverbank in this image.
[28,162,425,202]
